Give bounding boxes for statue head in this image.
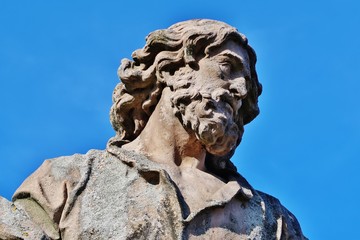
[109,19,262,174]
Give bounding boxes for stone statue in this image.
[0,19,307,239]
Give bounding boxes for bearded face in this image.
[168,40,250,156]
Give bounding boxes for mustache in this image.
[170,88,240,116]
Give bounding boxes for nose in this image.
[229,77,247,99]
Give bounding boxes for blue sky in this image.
[1,1,359,239]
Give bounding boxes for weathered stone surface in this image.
[7,148,304,239]
[0,19,307,239]
[0,196,48,239]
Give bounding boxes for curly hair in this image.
[109,19,262,148]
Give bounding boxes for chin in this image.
[197,119,240,157]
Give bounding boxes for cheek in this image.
[197,61,224,79]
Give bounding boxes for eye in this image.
[219,61,232,77]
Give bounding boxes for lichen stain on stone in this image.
[11,204,17,212]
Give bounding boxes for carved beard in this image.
[170,84,242,156]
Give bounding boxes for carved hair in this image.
[109,19,262,146]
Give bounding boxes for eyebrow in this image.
[218,51,244,69]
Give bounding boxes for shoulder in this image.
[257,191,307,240]
[45,149,105,169]
[40,149,106,180]
[12,149,108,201]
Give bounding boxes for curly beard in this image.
[170,82,243,156]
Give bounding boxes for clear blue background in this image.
[1,1,359,239]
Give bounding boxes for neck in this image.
[122,87,207,172]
